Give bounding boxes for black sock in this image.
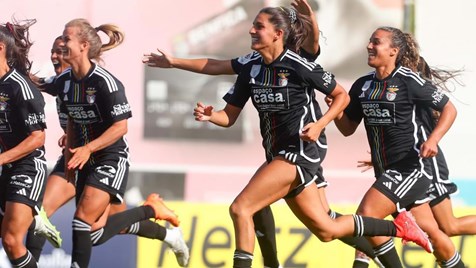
[72,217,92,268]
[374,239,402,268]
[439,252,465,268]
[125,220,167,240]
[253,206,280,268]
[91,206,153,246]
[26,227,47,261]
[233,249,253,268]
[330,211,376,258]
[10,251,37,268]
[352,259,370,268]
[353,215,397,237]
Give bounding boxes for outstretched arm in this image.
[292,0,319,55]
[143,49,235,75]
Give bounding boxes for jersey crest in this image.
[0,94,9,111]
[86,87,97,104]
[386,86,399,101]
[277,72,289,86]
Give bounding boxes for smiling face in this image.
[249,12,282,52]
[366,29,398,69]
[50,38,70,75]
[62,26,88,65]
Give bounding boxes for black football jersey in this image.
[345,66,449,176]
[225,49,336,162]
[0,69,46,152]
[55,63,131,155]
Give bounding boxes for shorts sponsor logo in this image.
[11,174,33,188]
[383,169,403,184]
[95,165,116,178]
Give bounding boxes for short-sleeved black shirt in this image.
[345,66,449,177]
[0,69,46,153]
[224,48,336,162]
[54,63,132,158]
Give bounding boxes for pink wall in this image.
[4,0,402,204]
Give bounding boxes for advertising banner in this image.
[138,202,476,268]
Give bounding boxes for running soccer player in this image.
[330,26,465,267]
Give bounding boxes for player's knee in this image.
[229,201,252,222]
[438,223,458,237]
[356,205,373,217]
[314,230,335,242]
[1,233,22,255]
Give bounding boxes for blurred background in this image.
[2,0,475,267]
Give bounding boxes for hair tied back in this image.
[5,22,14,33]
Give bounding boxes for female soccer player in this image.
[330,26,465,267]
[48,18,181,267]
[193,8,431,268]
[0,18,47,268]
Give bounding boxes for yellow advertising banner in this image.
[137,202,476,268]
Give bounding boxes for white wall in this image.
[416,0,476,179]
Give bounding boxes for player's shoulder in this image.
[4,69,42,99]
[91,65,124,91]
[355,71,375,84]
[394,66,426,86]
[350,71,375,92]
[280,49,318,72]
[235,51,262,66]
[54,67,72,83]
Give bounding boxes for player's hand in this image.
[193,102,214,122]
[68,144,92,170]
[142,48,173,68]
[420,139,438,158]
[324,95,333,107]
[357,160,373,173]
[300,122,323,142]
[58,134,67,148]
[291,0,313,17]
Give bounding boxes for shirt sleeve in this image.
[38,76,59,96]
[19,88,47,132]
[299,63,336,96]
[344,80,364,123]
[231,52,259,75]
[408,79,449,111]
[299,47,321,62]
[98,78,132,123]
[222,71,250,109]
